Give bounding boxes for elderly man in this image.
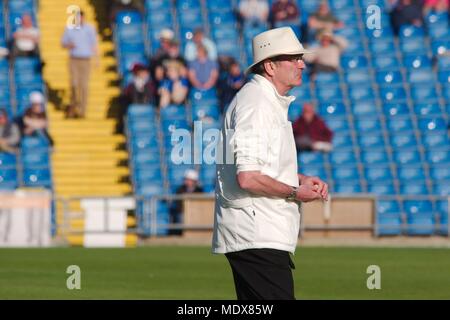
[212,27,328,300]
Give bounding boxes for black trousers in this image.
[225,248,296,300]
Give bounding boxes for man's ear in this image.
[263,60,276,76]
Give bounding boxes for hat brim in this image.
[245,49,314,75]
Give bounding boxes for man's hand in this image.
[299,175,329,201]
[295,185,322,202]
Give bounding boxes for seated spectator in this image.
[158,60,189,108]
[270,0,300,28]
[188,45,219,91]
[218,60,245,112]
[0,109,20,153]
[150,28,176,81]
[123,63,156,105]
[19,92,54,146]
[423,0,449,15]
[0,47,9,58]
[12,14,40,57]
[169,169,204,235]
[153,39,187,84]
[389,0,424,35]
[293,103,333,153]
[184,28,217,63]
[307,1,343,42]
[304,29,348,80]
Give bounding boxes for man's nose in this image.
[298,60,306,69]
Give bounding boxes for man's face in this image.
[271,55,305,89]
[302,104,315,122]
[0,114,7,126]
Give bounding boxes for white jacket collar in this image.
[252,74,296,111]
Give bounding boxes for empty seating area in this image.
[114,0,449,237]
[0,0,52,191]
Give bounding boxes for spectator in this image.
[0,109,20,153]
[184,28,218,62]
[218,60,245,112]
[188,45,219,91]
[19,92,54,146]
[0,47,9,58]
[423,0,449,15]
[170,169,204,235]
[12,14,40,57]
[152,39,187,84]
[61,10,99,118]
[238,0,270,27]
[150,28,176,82]
[389,0,424,35]
[158,60,189,108]
[307,1,343,42]
[270,0,300,28]
[123,63,156,105]
[292,102,333,152]
[304,29,348,80]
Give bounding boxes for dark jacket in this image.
[292,114,333,143]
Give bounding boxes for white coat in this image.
[212,74,302,254]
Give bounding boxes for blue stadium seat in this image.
[345,69,372,84]
[393,149,421,165]
[0,168,18,190]
[437,56,450,70]
[136,181,165,196]
[23,167,52,188]
[21,136,50,150]
[413,102,441,115]
[377,71,402,87]
[133,150,161,166]
[383,103,409,116]
[438,70,450,83]
[372,55,400,70]
[0,152,16,167]
[192,104,220,121]
[410,85,438,102]
[376,200,402,235]
[315,72,340,84]
[364,165,393,182]
[21,151,50,168]
[408,68,435,84]
[358,133,385,149]
[430,166,450,181]
[127,104,155,119]
[397,165,425,181]
[333,183,362,193]
[431,39,449,55]
[426,149,450,165]
[134,165,163,184]
[323,117,350,133]
[318,102,347,116]
[368,183,396,195]
[298,152,325,166]
[332,165,360,182]
[354,117,381,133]
[316,85,343,102]
[145,0,171,11]
[403,54,432,69]
[386,116,414,132]
[369,39,397,56]
[349,86,375,102]
[332,132,353,149]
[341,55,368,70]
[351,100,376,115]
[128,119,158,135]
[389,133,418,149]
[130,135,159,152]
[289,86,312,100]
[379,86,407,103]
[400,38,428,55]
[361,150,389,165]
[436,199,449,235]
[418,117,447,132]
[329,151,357,165]
[399,180,429,195]
[403,200,434,235]
[399,25,425,39]
[421,132,449,149]
[299,165,328,181]
[433,182,450,196]
[160,104,187,121]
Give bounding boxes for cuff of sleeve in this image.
[236,164,262,173]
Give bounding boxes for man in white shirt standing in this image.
[212,27,329,300]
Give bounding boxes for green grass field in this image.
[1,246,450,299]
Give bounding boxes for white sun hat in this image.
[29,91,45,104]
[246,26,311,74]
[184,169,199,181]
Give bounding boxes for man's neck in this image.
[262,74,290,96]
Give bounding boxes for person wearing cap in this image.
[0,109,20,153]
[61,10,99,118]
[123,63,155,105]
[212,27,329,300]
[184,28,217,63]
[170,169,204,235]
[152,37,187,84]
[303,29,348,80]
[19,92,53,146]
